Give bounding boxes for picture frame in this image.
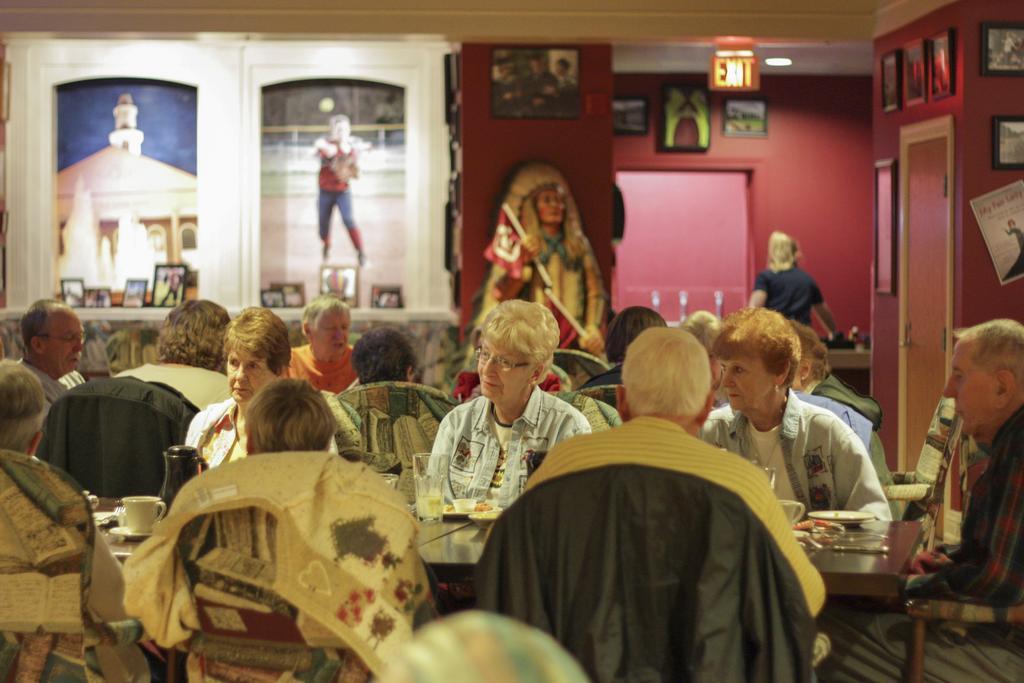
[122,278,148,307]
[60,278,85,308]
[904,39,927,106]
[881,49,902,113]
[320,265,358,307]
[260,288,286,308]
[981,23,1024,76]
[151,264,187,308]
[874,159,897,295]
[0,60,9,123]
[84,288,112,308]
[371,284,404,309]
[928,28,955,100]
[270,282,306,308]
[491,48,580,119]
[993,116,1024,170]
[612,97,648,135]
[660,85,710,152]
[722,98,767,138]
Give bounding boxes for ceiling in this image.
[613,41,874,76]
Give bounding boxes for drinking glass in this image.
[412,453,443,522]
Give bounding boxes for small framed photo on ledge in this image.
[271,282,305,308]
[122,279,148,308]
[371,284,404,309]
[84,288,112,308]
[151,264,187,308]
[260,288,286,308]
[60,278,85,307]
[321,265,358,307]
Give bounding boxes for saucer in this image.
[807,510,875,527]
[108,526,152,541]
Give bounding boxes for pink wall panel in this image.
[615,171,748,320]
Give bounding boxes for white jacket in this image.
[700,391,891,521]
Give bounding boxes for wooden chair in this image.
[904,599,1024,682]
[554,391,621,432]
[0,451,146,682]
[885,398,968,551]
[340,381,459,502]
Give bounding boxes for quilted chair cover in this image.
[0,450,142,682]
[552,349,611,391]
[340,382,459,502]
[553,391,621,433]
[577,384,620,411]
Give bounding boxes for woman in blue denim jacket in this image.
[430,300,591,509]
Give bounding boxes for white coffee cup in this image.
[121,496,167,533]
[778,499,806,525]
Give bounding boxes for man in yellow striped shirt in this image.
[476,327,825,682]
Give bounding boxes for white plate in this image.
[807,510,875,526]
[793,530,809,539]
[108,526,152,541]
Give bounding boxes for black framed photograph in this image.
[613,97,648,135]
[928,29,955,100]
[271,282,305,308]
[123,279,147,307]
[904,39,927,106]
[60,278,85,307]
[151,264,187,308]
[993,117,1024,170]
[874,159,897,295]
[371,284,404,309]
[260,288,286,308]
[981,23,1024,76]
[881,50,902,112]
[320,265,358,307]
[84,288,112,308]
[722,98,767,137]
[660,85,710,152]
[491,48,580,119]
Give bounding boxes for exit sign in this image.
[709,54,760,91]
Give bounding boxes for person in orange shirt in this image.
[288,294,357,393]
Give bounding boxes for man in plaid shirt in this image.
[820,319,1024,682]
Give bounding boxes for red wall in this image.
[613,73,874,336]
[872,0,1024,460]
[459,44,614,329]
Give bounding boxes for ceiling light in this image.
[765,57,793,67]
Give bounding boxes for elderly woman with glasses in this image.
[699,307,890,520]
[430,300,591,508]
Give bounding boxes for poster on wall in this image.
[491,48,580,119]
[969,179,1024,285]
[261,79,405,308]
[56,78,198,298]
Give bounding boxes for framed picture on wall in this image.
[260,288,286,308]
[881,50,902,112]
[271,282,305,307]
[928,29,955,100]
[874,159,897,295]
[722,98,767,137]
[660,85,710,152]
[993,116,1024,170]
[613,97,648,135]
[491,48,580,119]
[981,23,1024,76]
[904,39,927,106]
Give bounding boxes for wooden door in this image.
[899,119,953,473]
